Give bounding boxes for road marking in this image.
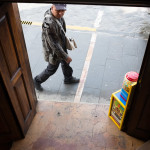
[21,20,96,31]
[74,33,97,103]
[94,10,103,28]
[21,21,32,25]
[74,10,103,103]
[67,25,96,31]
[32,22,42,26]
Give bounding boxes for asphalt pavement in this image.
[18,3,150,104]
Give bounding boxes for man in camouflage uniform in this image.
[34,4,79,91]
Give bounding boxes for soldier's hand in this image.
[65,56,72,64]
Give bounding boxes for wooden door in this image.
[0,3,37,136]
[0,74,22,149]
[125,36,150,140]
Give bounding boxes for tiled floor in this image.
[11,101,144,150]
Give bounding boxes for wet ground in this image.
[18,3,150,104]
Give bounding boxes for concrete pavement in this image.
[19,4,149,104]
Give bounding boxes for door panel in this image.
[126,36,150,140]
[0,16,19,77]
[138,94,150,130]
[0,73,22,143]
[0,3,37,136]
[0,108,10,135]
[14,77,31,120]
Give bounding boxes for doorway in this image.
[1,3,149,149]
[18,3,150,104]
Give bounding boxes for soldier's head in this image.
[51,4,66,19]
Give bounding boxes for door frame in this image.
[1,0,150,140]
[2,0,150,7]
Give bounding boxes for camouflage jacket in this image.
[42,9,68,65]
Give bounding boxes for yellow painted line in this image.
[66,25,96,31]
[21,20,96,31]
[21,21,32,25]
[32,22,42,26]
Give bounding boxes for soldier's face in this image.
[51,5,66,19]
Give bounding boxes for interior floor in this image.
[11,101,144,150]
